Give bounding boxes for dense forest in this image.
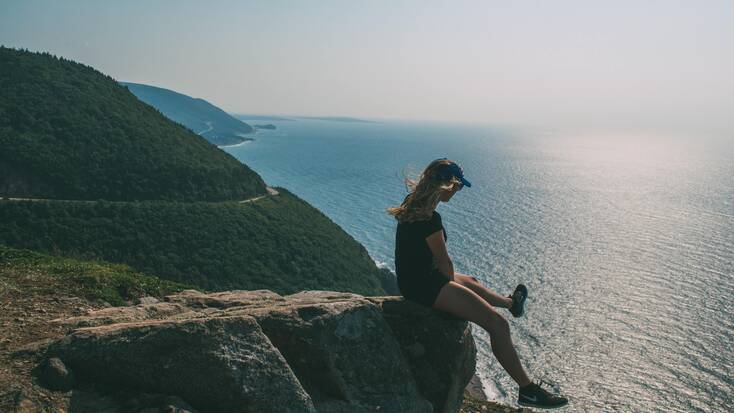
[0,187,390,295]
[0,47,266,201]
[0,47,396,298]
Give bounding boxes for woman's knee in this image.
[489,311,510,334]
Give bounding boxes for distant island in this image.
[254,124,277,130]
[121,82,254,146]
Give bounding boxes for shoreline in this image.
[218,139,254,148]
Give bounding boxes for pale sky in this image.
[1,0,733,134]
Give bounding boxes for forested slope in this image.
[0,47,394,296]
[121,81,254,146]
[0,47,266,201]
[0,187,389,295]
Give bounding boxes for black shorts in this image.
[396,268,450,308]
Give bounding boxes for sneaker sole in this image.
[518,400,568,409]
[511,285,528,318]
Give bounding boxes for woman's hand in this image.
[427,230,454,280]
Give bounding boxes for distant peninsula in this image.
[235,114,296,122]
[234,114,378,124]
[254,124,277,130]
[121,82,254,146]
[293,115,378,123]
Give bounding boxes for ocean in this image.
[223,118,733,412]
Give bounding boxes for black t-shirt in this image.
[394,210,447,277]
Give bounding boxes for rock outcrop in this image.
[39,290,477,413]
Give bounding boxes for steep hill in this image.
[0,47,266,201]
[0,187,389,295]
[121,82,254,146]
[0,47,395,296]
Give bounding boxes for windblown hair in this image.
[386,158,461,224]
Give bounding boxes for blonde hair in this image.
[386,158,462,224]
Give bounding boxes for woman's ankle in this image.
[517,378,533,388]
[504,296,513,308]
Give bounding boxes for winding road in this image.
[0,186,280,204]
[196,121,214,135]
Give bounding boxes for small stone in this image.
[38,357,75,391]
[15,397,40,413]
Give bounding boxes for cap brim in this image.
[460,177,472,187]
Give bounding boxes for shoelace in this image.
[536,378,561,395]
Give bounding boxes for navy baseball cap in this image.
[433,158,472,188]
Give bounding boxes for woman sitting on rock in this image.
[386,157,568,410]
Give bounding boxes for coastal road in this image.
[239,186,280,204]
[0,186,280,204]
[196,121,214,135]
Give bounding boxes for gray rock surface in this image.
[37,357,75,391]
[44,289,477,413]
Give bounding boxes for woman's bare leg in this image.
[453,273,513,309]
[433,281,531,387]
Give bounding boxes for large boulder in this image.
[47,316,315,413]
[44,289,477,413]
[367,296,477,413]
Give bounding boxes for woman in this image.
[386,158,568,410]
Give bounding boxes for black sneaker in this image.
[508,284,528,318]
[518,380,568,409]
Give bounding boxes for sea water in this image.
[224,118,734,412]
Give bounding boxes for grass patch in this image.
[0,245,195,306]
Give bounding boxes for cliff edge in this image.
[19,289,476,412]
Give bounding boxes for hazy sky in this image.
[2,0,732,133]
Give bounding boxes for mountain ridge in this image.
[121,81,255,146]
[0,46,394,295]
[0,46,266,202]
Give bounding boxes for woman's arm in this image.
[426,229,454,280]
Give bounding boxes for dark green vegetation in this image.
[0,245,191,306]
[121,82,254,146]
[0,187,389,295]
[0,47,395,298]
[0,47,266,201]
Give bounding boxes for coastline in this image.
[217,139,254,148]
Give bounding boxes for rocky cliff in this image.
[29,289,477,413]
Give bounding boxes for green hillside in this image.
[121,82,254,146]
[0,47,266,201]
[0,245,192,306]
[0,187,388,295]
[0,47,394,297]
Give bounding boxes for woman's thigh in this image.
[453,272,479,286]
[433,281,506,331]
